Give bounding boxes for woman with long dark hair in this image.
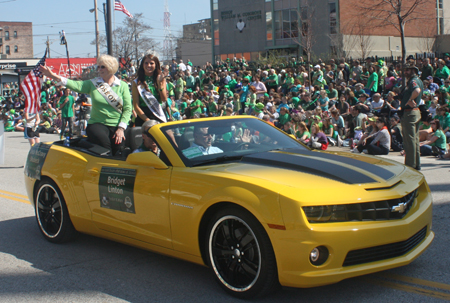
[132,53,169,126]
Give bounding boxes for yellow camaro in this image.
[24,116,433,299]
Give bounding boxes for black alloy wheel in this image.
[35,179,77,243]
[206,206,279,299]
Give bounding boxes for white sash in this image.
[91,78,123,114]
[134,79,167,122]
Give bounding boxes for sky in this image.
[0,0,211,58]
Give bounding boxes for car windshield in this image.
[160,117,307,167]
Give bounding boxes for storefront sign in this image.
[221,10,262,21]
[0,62,27,70]
[46,58,97,78]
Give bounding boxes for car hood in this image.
[194,149,421,204]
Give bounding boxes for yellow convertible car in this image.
[24,116,433,298]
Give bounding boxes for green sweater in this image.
[66,77,132,128]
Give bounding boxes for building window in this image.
[5,31,9,40]
[214,19,219,46]
[6,45,10,54]
[13,31,17,38]
[213,0,218,10]
[274,9,298,39]
[329,3,337,34]
[266,12,273,41]
[14,45,18,52]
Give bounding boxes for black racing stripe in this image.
[241,152,378,184]
[283,149,395,181]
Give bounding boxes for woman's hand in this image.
[113,127,126,144]
[39,65,63,83]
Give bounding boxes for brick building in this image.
[210,0,449,62]
[0,21,33,59]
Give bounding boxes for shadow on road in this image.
[0,216,406,302]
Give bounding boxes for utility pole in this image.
[46,36,51,58]
[94,0,100,58]
[106,0,113,56]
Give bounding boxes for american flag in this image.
[115,0,133,18]
[20,50,47,114]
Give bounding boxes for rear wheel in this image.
[205,206,279,299]
[35,179,77,243]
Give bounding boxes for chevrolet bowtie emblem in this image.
[391,202,408,213]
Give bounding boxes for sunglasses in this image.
[430,122,436,125]
[97,65,106,69]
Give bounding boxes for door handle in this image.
[87,168,99,176]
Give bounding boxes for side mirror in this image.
[126,151,168,169]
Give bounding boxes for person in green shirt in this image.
[420,119,447,156]
[434,59,450,82]
[175,73,184,100]
[190,94,204,117]
[58,87,75,139]
[277,107,291,128]
[208,96,218,116]
[366,66,378,95]
[267,69,278,93]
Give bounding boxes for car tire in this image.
[205,206,280,299]
[35,179,77,243]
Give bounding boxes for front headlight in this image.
[302,205,347,223]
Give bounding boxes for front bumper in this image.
[273,181,433,288]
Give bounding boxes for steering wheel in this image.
[237,142,251,150]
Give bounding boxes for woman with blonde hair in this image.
[40,54,132,155]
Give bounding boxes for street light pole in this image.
[94,0,100,58]
[106,0,113,56]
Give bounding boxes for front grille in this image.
[345,189,417,221]
[343,226,427,267]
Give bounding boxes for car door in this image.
[83,155,172,248]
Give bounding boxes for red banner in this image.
[46,58,97,78]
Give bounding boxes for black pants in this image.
[86,123,124,155]
[61,117,73,138]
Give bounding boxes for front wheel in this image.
[205,206,280,299]
[35,179,77,243]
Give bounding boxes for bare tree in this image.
[342,17,375,60]
[416,23,436,53]
[91,13,157,67]
[292,2,317,83]
[356,0,429,86]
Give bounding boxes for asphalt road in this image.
[0,132,449,302]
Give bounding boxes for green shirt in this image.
[328,89,338,100]
[279,113,290,125]
[431,129,447,150]
[434,66,450,80]
[296,130,310,139]
[268,74,278,86]
[367,72,378,92]
[65,77,132,127]
[401,76,423,109]
[59,95,75,118]
[190,99,203,115]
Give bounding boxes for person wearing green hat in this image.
[58,87,75,139]
[252,102,265,119]
[401,64,424,170]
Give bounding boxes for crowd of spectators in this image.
[2,52,450,161]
